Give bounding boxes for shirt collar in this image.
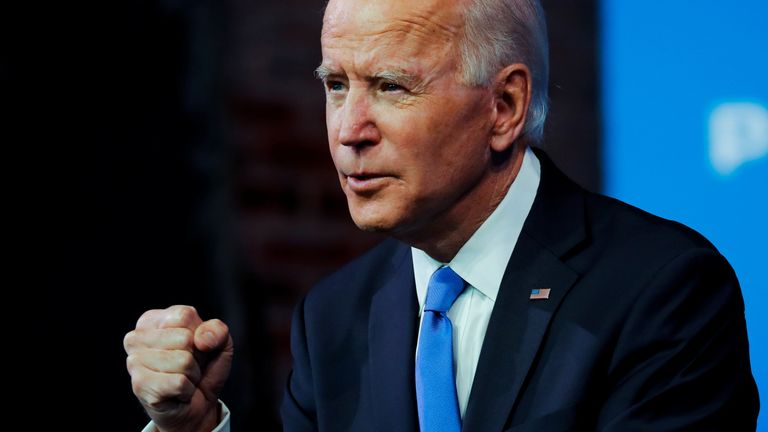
[412,146,541,308]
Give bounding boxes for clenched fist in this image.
[124,305,234,432]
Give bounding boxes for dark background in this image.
[34,0,598,429]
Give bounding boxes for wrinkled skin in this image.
[124,306,232,432]
[321,0,531,261]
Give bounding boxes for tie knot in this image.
[424,266,466,313]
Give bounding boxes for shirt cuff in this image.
[141,401,230,432]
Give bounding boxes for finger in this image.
[198,331,234,401]
[129,367,197,406]
[128,349,202,385]
[158,305,204,331]
[135,305,201,329]
[124,328,195,354]
[135,309,166,329]
[194,319,231,353]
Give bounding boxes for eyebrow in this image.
[314,64,336,81]
[372,70,419,87]
[314,64,419,87]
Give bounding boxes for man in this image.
[124,0,760,430]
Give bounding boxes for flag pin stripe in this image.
[529,288,551,300]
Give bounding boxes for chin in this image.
[347,203,403,234]
[349,213,397,233]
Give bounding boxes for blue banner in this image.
[601,1,767,428]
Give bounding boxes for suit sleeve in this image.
[280,296,319,431]
[596,248,759,431]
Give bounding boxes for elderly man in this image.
[124,0,759,430]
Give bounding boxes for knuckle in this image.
[176,328,195,349]
[177,351,196,371]
[123,331,135,352]
[166,305,198,327]
[126,354,137,371]
[169,304,196,315]
[125,328,157,350]
[136,309,161,328]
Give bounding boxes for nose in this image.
[337,89,381,148]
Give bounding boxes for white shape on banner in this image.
[709,102,768,176]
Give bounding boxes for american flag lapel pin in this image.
[529,288,551,300]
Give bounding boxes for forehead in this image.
[321,0,467,70]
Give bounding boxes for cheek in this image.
[398,105,487,163]
[326,107,338,143]
[395,109,490,199]
[326,108,343,166]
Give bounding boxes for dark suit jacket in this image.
[280,149,759,431]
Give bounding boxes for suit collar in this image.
[463,147,587,431]
[524,146,587,258]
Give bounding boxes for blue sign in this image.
[601,1,767,428]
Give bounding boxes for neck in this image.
[397,144,527,263]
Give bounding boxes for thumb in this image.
[194,319,232,353]
[193,319,234,401]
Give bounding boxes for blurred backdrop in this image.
[600,1,767,430]
[34,0,763,430]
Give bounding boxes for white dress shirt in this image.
[412,146,540,419]
[142,402,230,432]
[143,147,540,432]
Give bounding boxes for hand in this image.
[124,305,234,432]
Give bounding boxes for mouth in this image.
[344,172,392,194]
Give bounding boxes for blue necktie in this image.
[416,266,466,432]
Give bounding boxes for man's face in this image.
[320,0,496,239]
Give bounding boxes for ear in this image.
[490,63,532,153]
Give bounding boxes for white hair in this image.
[459,0,549,143]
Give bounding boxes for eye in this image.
[381,82,405,92]
[326,81,346,92]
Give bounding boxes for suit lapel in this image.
[463,148,587,432]
[462,234,579,432]
[368,243,420,432]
